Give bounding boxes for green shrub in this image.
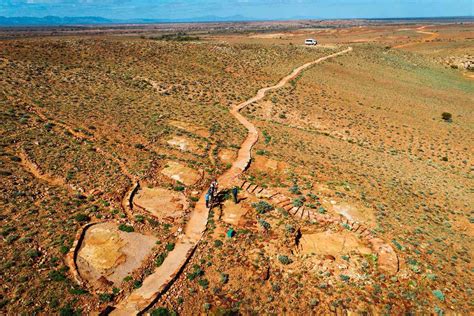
[74,213,90,222]
[155,253,167,267]
[278,255,292,265]
[134,215,145,223]
[258,219,271,230]
[118,224,134,233]
[441,112,452,122]
[433,290,445,301]
[165,242,175,251]
[187,266,203,281]
[220,273,229,284]
[289,184,301,195]
[151,308,172,316]
[49,270,66,282]
[173,185,185,191]
[26,249,41,259]
[214,239,223,247]
[198,278,209,289]
[98,293,113,302]
[340,274,350,282]
[252,201,274,214]
[293,196,306,207]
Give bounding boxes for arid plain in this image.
[1,21,473,315]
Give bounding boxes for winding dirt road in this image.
[110,47,352,315]
[393,25,438,49]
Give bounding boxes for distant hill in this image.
[0,15,257,27]
[1,15,471,27]
[0,16,114,26]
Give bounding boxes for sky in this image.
[1,0,472,20]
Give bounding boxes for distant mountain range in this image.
[0,15,260,27]
[1,15,472,27]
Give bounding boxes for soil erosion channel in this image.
[110,47,353,315]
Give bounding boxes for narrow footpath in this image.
[110,47,353,315]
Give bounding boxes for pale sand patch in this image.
[76,222,157,288]
[332,202,376,227]
[166,135,205,154]
[134,187,188,219]
[161,161,202,186]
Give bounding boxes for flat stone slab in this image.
[76,222,157,289]
[221,199,250,226]
[134,187,188,220]
[161,161,202,186]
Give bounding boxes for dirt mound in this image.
[76,222,157,289]
[134,187,188,220]
[161,161,202,186]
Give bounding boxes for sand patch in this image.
[169,120,210,138]
[218,148,237,165]
[221,199,250,226]
[134,187,188,219]
[161,161,202,186]
[166,136,205,154]
[76,222,157,288]
[298,229,372,256]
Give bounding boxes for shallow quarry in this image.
[133,186,189,220]
[75,222,157,290]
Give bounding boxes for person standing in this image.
[205,192,211,208]
[232,186,238,204]
[210,179,218,196]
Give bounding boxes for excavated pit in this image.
[133,187,188,220]
[75,222,157,290]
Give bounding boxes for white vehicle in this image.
[304,38,317,46]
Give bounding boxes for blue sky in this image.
[1,0,472,19]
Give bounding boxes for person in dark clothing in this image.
[205,192,211,208]
[232,187,238,204]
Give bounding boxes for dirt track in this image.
[393,26,439,49]
[110,47,353,315]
